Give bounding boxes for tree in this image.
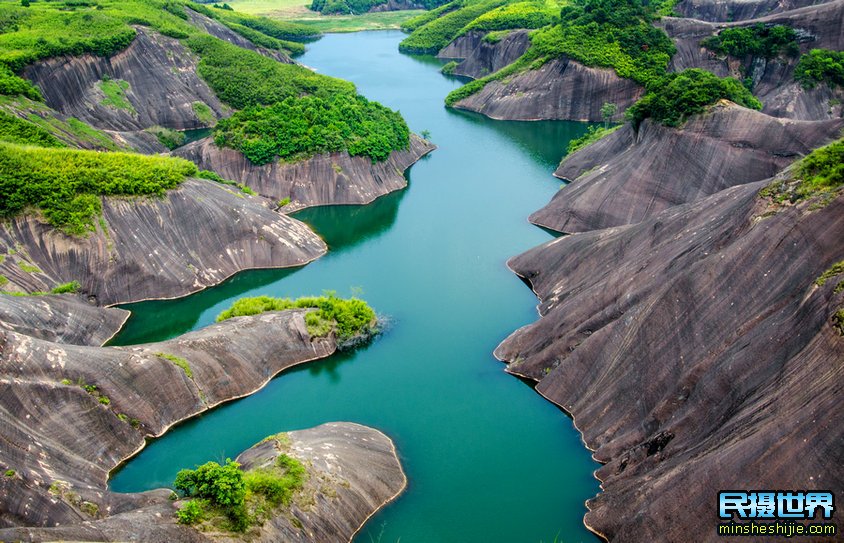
[600,102,617,128]
[420,129,431,140]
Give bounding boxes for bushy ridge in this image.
[401,0,461,31]
[216,294,377,341]
[794,49,844,89]
[760,138,844,204]
[445,0,676,105]
[175,453,307,532]
[462,0,558,32]
[214,95,409,164]
[188,36,409,164]
[0,143,197,235]
[625,69,761,128]
[701,24,798,60]
[566,124,620,154]
[399,0,509,54]
[0,111,65,148]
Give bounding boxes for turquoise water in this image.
[110,31,600,543]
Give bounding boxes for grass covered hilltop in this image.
[0,0,412,233]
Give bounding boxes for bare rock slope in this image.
[532,103,843,233]
[662,0,844,120]
[0,178,326,305]
[0,296,128,346]
[437,30,531,80]
[0,307,405,542]
[496,181,844,542]
[174,135,436,211]
[25,28,226,134]
[451,57,643,121]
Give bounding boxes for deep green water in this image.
[109,31,600,543]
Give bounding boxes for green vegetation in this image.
[0,65,41,101]
[625,69,762,128]
[0,143,197,235]
[98,396,111,405]
[17,261,40,274]
[0,110,64,147]
[51,281,81,294]
[184,36,408,164]
[816,261,844,286]
[701,24,798,59]
[833,309,844,336]
[309,0,446,15]
[399,0,509,54]
[566,124,620,154]
[278,197,291,206]
[483,29,510,43]
[197,169,257,196]
[192,101,216,125]
[444,0,676,105]
[0,275,7,288]
[462,0,559,33]
[4,469,14,477]
[794,49,844,89]
[174,455,306,532]
[156,352,193,378]
[188,2,320,41]
[214,94,409,164]
[146,126,186,150]
[98,78,134,112]
[402,1,459,31]
[216,294,377,341]
[760,138,844,204]
[441,60,458,74]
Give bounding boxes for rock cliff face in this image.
[437,30,530,79]
[451,57,643,121]
[532,103,843,233]
[174,135,436,211]
[369,0,428,11]
[674,0,832,21]
[24,28,225,135]
[496,181,844,542]
[662,0,844,121]
[0,296,128,346]
[0,179,326,305]
[0,309,335,528]
[184,9,293,64]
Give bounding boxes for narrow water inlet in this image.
[109,31,601,543]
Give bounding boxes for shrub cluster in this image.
[794,49,844,89]
[175,454,307,532]
[188,36,408,164]
[216,294,377,341]
[214,94,409,164]
[401,0,461,32]
[463,0,557,32]
[701,24,798,59]
[399,0,509,54]
[0,111,65,147]
[625,69,761,128]
[444,0,676,105]
[310,0,448,15]
[566,124,620,154]
[0,143,197,234]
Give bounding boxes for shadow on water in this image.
[108,266,301,345]
[291,177,409,253]
[447,108,598,170]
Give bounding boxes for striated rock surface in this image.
[674,0,833,21]
[496,181,844,542]
[437,30,531,79]
[0,309,335,528]
[533,103,843,233]
[0,296,128,346]
[0,178,326,305]
[24,28,226,133]
[451,57,643,121]
[174,134,436,211]
[662,1,844,120]
[184,9,293,64]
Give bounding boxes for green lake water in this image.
[109,30,600,543]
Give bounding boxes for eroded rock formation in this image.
[450,57,643,121]
[497,180,844,542]
[0,179,327,305]
[533,103,843,232]
[437,30,530,79]
[174,135,436,211]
